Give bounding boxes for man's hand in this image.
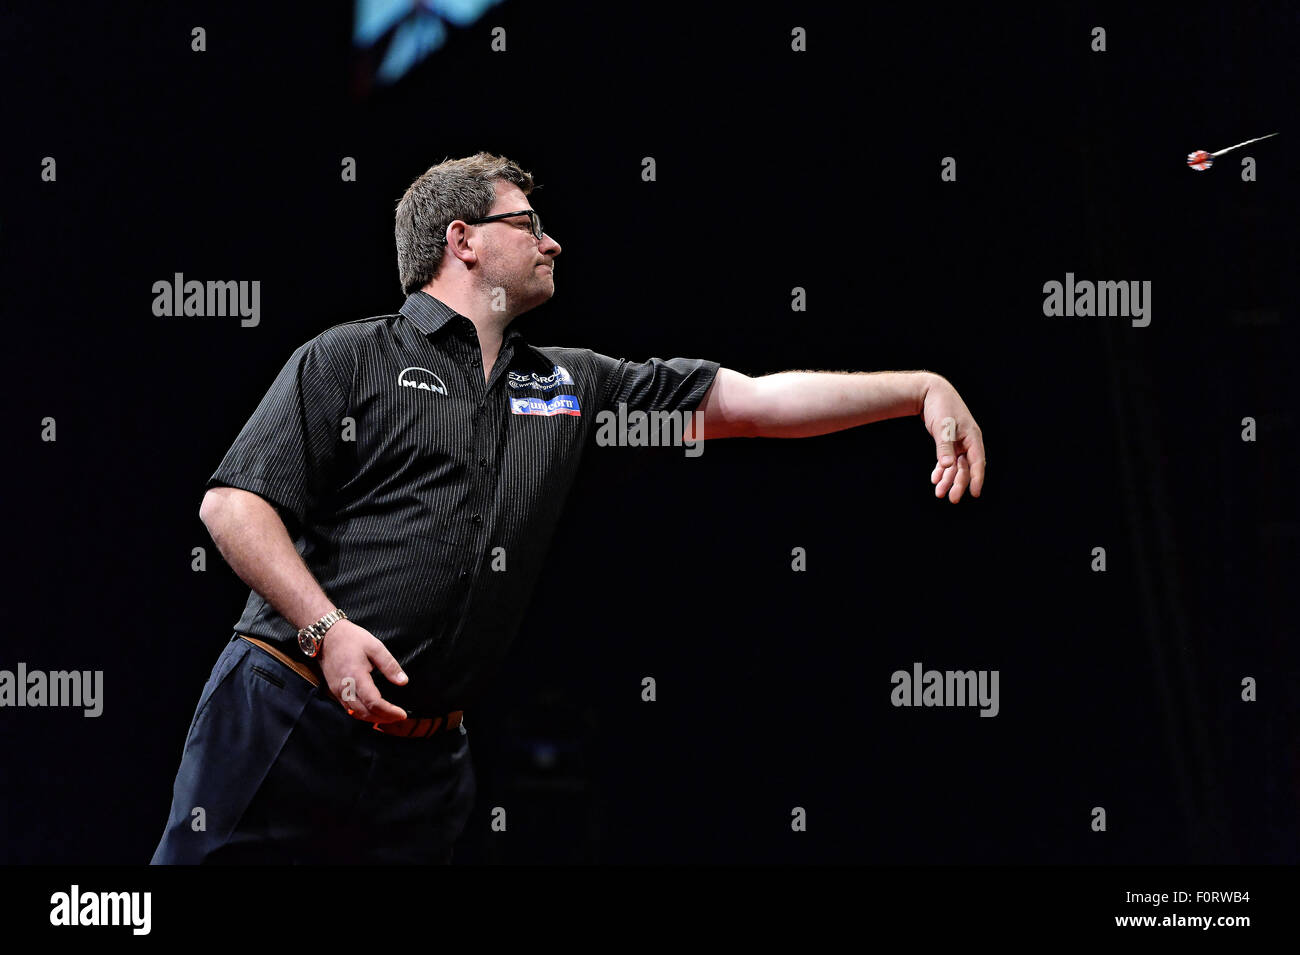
[921,374,986,503]
[317,619,410,723]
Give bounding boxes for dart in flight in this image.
[1187,132,1278,171]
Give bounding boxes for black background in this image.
[3,1,1296,864]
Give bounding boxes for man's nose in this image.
[540,232,561,257]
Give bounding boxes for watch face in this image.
[298,631,318,657]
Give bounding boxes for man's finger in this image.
[935,463,955,498]
[367,642,409,688]
[332,676,373,722]
[340,686,382,723]
[948,454,970,503]
[966,437,986,498]
[934,414,958,467]
[353,673,408,723]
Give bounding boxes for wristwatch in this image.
[297,609,348,658]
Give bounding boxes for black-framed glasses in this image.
[465,209,544,241]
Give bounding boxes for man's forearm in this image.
[199,488,338,632]
[746,370,936,438]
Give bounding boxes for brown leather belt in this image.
[238,635,463,740]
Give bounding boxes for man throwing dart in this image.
[151,152,987,864]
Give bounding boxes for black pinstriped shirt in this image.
[207,291,720,713]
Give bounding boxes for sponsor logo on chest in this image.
[510,393,581,416]
[508,364,574,391]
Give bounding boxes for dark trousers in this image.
[151,635,475,864]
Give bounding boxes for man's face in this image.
[469,181,562,316]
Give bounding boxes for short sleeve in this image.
[205,337,351,525]
[595,354,721,416]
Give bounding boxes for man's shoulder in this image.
[526,342,619,369]
[315,313,399,345]
[292,313,400,358]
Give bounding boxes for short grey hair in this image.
[394,152,536,295]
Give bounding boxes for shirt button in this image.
[479,458,489,467]
[470,514,482,524]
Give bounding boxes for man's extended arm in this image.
[690,368,985,501]
[691,368,929,439]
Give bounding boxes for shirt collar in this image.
[399,291,543,368]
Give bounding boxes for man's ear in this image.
[445,220,477,265]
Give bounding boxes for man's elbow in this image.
[697,369,762,439]
[199,488,225,527]
[199,486,249,527]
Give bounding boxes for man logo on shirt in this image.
[397,366,449,395]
